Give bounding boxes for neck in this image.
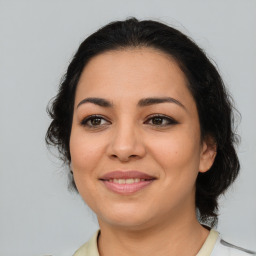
[97,210,210,256]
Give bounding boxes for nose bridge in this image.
[108,116,145,161]
[115,121,136,146]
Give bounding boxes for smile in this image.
[107,178,148,184]
[99,170,156,194]
[101,179,154,194]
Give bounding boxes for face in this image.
[70,48,215,230]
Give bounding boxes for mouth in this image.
[101,178,154,183]
[99,170,156,180]
[99,170,156,194]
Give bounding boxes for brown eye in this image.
[146,115,178,126]
[81,115,110,128]
[90,118,102,126]
[152,117,164,125]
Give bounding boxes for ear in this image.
[199,136,217,173]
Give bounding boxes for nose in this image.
[106,122,146,162]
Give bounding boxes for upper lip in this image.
[99,170,156,180]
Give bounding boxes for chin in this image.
[97,205,156,230]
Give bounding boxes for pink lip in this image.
[99,170,156,195]
[102,180,154,194]
[99,170,155,180]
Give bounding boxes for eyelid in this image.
[80,114,111,127]
[144,114,178,126]
[80,113,178,128]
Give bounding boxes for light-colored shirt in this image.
[73,229,256,256]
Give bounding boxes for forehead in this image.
[75,47,194,109]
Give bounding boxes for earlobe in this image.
[199,138,217,173]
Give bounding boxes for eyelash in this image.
[80,114,178,129]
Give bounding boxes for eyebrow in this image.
[77,97,186,110]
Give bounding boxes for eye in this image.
[145,114,178,126]
[80,115,110,128]
[80,114,177,129]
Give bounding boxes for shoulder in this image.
[73,230,100,256]
[212,235,256,256]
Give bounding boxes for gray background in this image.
[0,0,255,255]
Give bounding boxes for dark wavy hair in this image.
[46,17,240,227]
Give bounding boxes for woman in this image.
[46,18,255,256]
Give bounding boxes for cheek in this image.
[69,130,103,204]
[149,129,201,180]
[151,132,201,205]
[70,129,103,171]
[69,129,106,201]
[154,134,200,164]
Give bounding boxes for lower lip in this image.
[101,180,154,194]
